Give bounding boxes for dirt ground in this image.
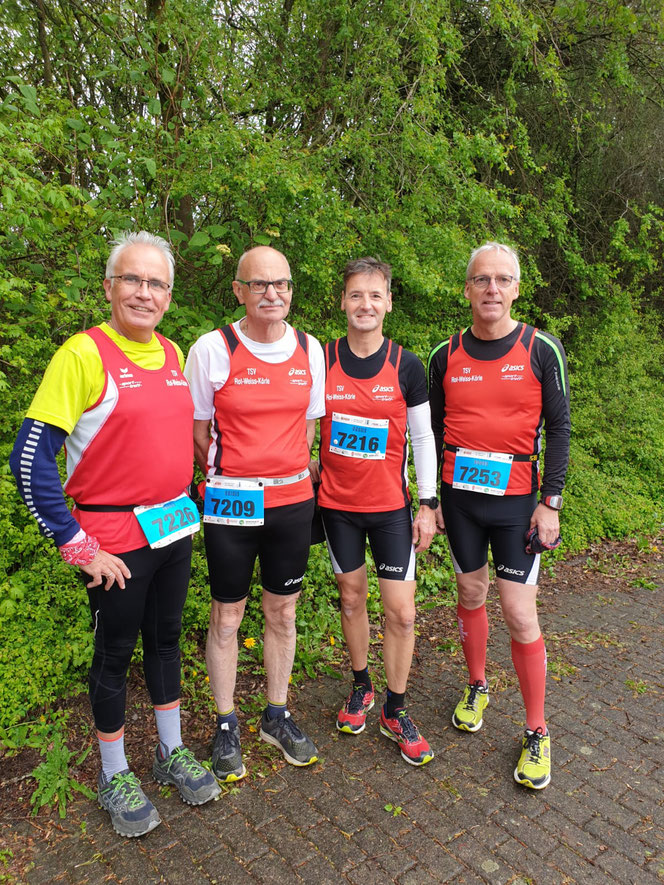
[0,535,661,882]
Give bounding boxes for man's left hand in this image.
[308,459,321,484]
[412,505,436,553]
[529,502,560,547]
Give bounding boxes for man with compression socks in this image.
[428,242,570,789]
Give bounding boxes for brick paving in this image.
[16,557,664,884]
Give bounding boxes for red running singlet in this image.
[318,338,410,512]
[210,325,313,508]
[441,325,542,495]
[64,326,194,553]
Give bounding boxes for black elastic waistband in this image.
[443,444,538,463]
[74,502,136,512]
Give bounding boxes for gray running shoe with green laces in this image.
[97,769,161,837]
[153,745,221,805]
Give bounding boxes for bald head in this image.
[236,246,290,281]
[232,246,293,339]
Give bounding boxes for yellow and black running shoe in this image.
[452,681,489,732]
[514,727,551,790]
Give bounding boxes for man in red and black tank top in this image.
[186,246,325,780]
[314,257,438,766]
[428,242,570,790]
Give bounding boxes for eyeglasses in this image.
[111,274,170,293]
[468,275,516,290]
[236,278,293,295]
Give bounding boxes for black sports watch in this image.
[541,494,563,511]
[419,497,439,510]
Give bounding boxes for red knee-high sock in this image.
[511,635,547,732]
[457,603,488,684]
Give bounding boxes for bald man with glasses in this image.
[185,246,325,781]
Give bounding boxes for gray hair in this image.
[105,231,175,286]
[342,257,392,292]
[466,242,520,282]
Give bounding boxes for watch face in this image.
[544,495,563,510]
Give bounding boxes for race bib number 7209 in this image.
[203,477,265,526]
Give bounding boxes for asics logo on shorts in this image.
[497,564,525,576]
[379,563,403,573]
[284,575,305,586]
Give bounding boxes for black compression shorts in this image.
[320,506,415,581]
[204,499,314,603]
[86,536,192,733]
[441,485,540,585]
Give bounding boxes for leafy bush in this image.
[1,0,663,734]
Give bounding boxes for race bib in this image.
[203,477,264,526]
[134,494,200,549]
[452,449,513,496]
[329,413,388,460]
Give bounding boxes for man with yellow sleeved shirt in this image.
[10,231,219,837]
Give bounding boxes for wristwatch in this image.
[541,494,563,511]
[419,497,439,509]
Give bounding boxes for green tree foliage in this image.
[1,0,662,728]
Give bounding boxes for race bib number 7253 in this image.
[452,449,513,496]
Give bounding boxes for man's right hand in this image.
[82,551,132,590]
[435,504,446,534]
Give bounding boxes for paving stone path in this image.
[16,555,664,884]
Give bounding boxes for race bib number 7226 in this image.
[134,494,200,548]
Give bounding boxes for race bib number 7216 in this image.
[329,412,388,460]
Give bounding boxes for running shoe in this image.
[210,721,247,783]
[259,710,319,766]
[514,727,551,790]
[97,769,161,837]
[452,680,489,732]
[153,745,221,805]
[379,708,434,766]
[337,684,375,734]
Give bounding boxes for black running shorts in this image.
[441,484,540,585]
[204,499,315,602]
[320,505,415,581]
